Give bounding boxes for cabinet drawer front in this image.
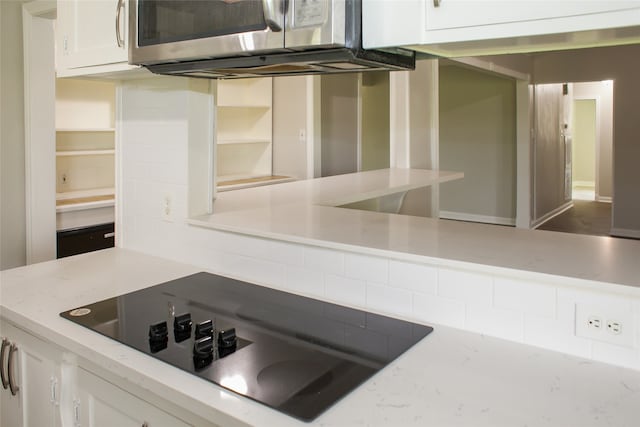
[77,368,190,427]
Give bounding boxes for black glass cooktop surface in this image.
[61,272,433,421]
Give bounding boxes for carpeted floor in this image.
[537,200,612,237]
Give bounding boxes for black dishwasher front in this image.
[56,222,115,258]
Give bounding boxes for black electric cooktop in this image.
[61,272,432,421]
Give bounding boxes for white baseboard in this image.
[532,201,573,229]
[610,228,640,239]
[573,181,595,188]
[596,196,612,203]
[439,211,516,226]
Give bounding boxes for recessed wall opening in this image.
[438,63,518,227]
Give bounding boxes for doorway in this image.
[571,99,597,200]
[535,80,614,237]
[570,80,614,203]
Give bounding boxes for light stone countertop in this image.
[209,167,464,213]
[191,168,640,293]
[2,249,640,427]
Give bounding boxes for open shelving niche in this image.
[55,79,116,213]
[214,77,292,191]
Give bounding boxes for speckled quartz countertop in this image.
[2,249,639,427]
[191,168,640,292]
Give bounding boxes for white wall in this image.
[272,76,310,180]
[119,77,640,372]
[572,99,596,185]
[532,44,640,238]
[1,0,27,270]
[320,74,359,177]
[532,83,569,223]
[390,59,440,217]
[360,71,390,171]
[439,64,517,225]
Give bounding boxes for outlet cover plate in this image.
[575,302,635,348]
[161,192,175,222]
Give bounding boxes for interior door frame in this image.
[22,0,57,264]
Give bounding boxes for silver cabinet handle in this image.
[104,232,115,239]
[8,344,19,396]
[434,0,441,7]
[0,338,9,389]
[262,0,282,32]
[116,0,125,47]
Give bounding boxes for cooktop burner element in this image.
[61,272,433,421]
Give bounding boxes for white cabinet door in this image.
[56,0,135,76]
[0,337,22,427]
[0,323,63,427]
[75,368,191,427]
[425,0,637,30]
[362,0,640,52]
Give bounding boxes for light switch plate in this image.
[161,192,174,222]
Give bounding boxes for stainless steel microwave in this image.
[128,0,415,78]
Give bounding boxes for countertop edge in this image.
[186,217,640,299]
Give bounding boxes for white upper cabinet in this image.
[425,0,636,30]
[56,0,138,77]
[363,0,640,56]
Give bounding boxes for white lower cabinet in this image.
[1,320,219,427]
[0,322,63,427]
[74,368,189,427]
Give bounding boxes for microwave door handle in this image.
[262,0,283,32]
[115,0,125,47]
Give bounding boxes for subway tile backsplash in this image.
[389,260,438,294]
[345,253,389,283]
[438,268,493,306]
[120,78,640,373]
[493,277,557,318]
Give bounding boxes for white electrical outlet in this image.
[162,193,173,222]
[587,316,602,329]
[575,302,635,347]
[607,320,622,335]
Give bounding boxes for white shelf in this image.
[217,175,294,192]
[55,79,117,212]
[56,187,115,201]
[56,128,115,132]
[215,77,273,187]
[56,199,114,213]
[217,139,271,145]
[217,173,269,183]
[56,187,115,213]
[216,104,271,109]
[56,149,115,156]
